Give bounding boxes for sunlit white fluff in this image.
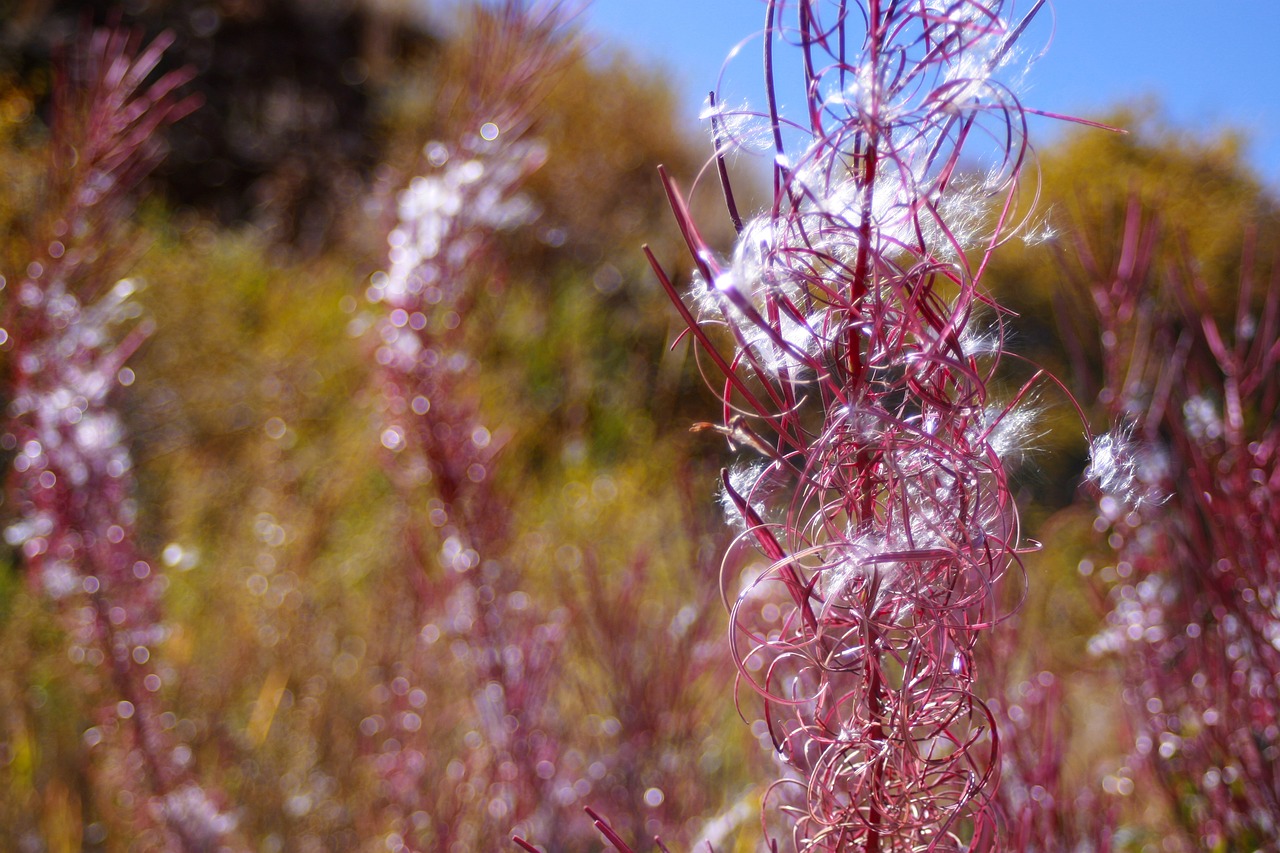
[719,461,772,529]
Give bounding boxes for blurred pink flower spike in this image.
[3,23,242,853]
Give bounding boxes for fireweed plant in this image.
[1071,203,1280,849]
[626,1,1102,849]
[0,28,241,851]
[362,3,579,848]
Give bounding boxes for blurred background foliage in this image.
[978,107,1280,850]
[0,1,1277,851]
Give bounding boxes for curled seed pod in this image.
[647,2,1090,849]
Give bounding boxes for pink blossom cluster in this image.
[361,4,579,849]
[1,27,238,852]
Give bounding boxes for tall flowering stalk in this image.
[362,2,577,848]
[1075,202,1280,849]
[643,2,1082,848]
[0,27,240,851]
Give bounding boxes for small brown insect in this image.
[690,415,778,461]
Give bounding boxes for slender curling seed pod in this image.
[644,2,1088,850]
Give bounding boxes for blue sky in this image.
[582,1,1280,187]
